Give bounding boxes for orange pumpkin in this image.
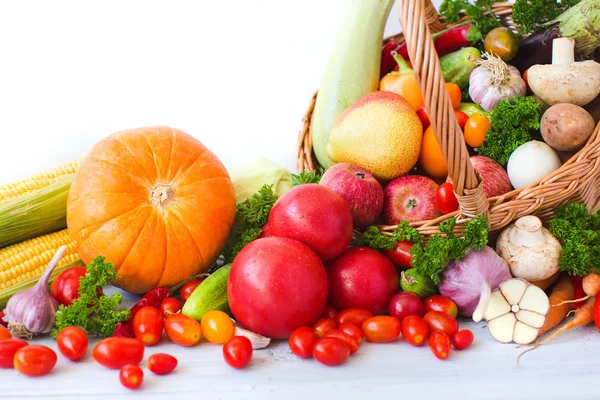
[67,126,236,293]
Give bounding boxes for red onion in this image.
[438,246,511,320]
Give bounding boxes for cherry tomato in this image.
[484,26,518,61]
[14,345,57,376]
[321,306,338,320]
[223,336,253,369]
[452,330,474,350]
[383,240,414,268]
[92,337,144,369]
[361,316,401,343]
[56,326,88,361]
[335,308,373,327]
[51,266,101,306]
[289,326,319,358]
[147,353,178,375]
[389,292,424,322]
[445,82,462,109]
[436,182,459,215]
[324,330,359,355]
[160,297,182,317]
[416,106,431,130]
[338,322,364,344]
[201,310,234,344]
[401,315,430,347]
[0,339,28,368]
[424,295,459,318]
[120,364,144,389]
[133,306,164,346]
[313,318,337,338]
[313,338,350,366]
[429,331,451,360]
[180,278,204,303]
[0,325,11,340]
[454,110,469,130]
[423,311,459,338]
[464,113,490,148]
[593,295,600,330]
[164,314,202,347]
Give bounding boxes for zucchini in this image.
[311,0,394,169]
[182,264,231,321]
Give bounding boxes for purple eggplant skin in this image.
[512,26,560,73]
[584,95,600,125]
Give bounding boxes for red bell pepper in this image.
[380,41,397,78]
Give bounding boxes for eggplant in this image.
[512,26,560,73]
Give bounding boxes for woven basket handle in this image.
[398,0,489,219]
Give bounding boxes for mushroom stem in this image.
[552,37,575,65]
[472,283,491,322]
[509,216,545,247]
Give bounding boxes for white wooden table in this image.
[2,289,598,400]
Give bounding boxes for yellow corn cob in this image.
[0,159,81,205]
[0,230,79,290]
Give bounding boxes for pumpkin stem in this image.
[151,183,175,210]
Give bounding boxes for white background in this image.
[0,0,425,184]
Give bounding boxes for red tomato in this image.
[436,182,459,215]
[335,308,373,327]
[454,110,469,130]
[56,326,88,361]
[0,325,11,340]
[0,310,5,328]
[423,311,459,338]
[92,337,144,369]
[313,338,351,366]
[0,339,28,368]
[289,326,319,358]
[228,237,328,339]
[401,315,430,347]
[429,331,451,360]
[258,223,274,238]
[147,353,178,375]
[452,330,474,350]
[424,295,459,318]
[120,364,144,389]
[321,306,338,320]
[313,318,337,338]
[223,336,253,369]
[416,106,431,130]
[389,292,424,322]
[268,184,353,260]
[593,295,600,330]
[164,314,202,347]
[324,330,359,355]
[14,345,57,376]
[180,278,204,304]
[160,298,182,317]
[361,316,401,343]
[133,306,164,346]
[338,322,364,344]
[50,266,98,306]
[327,247,399,315]
[383,240,414,268]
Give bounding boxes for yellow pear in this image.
[326,91,423,181]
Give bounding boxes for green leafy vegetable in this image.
[353,221,423,250]
[513,0,580,35]
[51,256,130,338]
[439,0,501,35]
[479,96,543,166]
[549,203,600,277]
[412,215,489,284]
[291,168,324,186]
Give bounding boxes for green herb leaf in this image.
[51,256,130,338]
[353,221,423,250]
[439,0,500,35]
[513,0,580,35]
[291,168,325,186]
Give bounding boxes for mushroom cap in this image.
[528,61,600,106]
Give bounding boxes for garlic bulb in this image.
[469,52,526,112]
[232,319,271,349]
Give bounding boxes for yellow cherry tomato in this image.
[464,114,490,148]
[200,310,235,344]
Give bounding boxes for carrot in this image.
[555,272,600,306]
[538,274,573,336]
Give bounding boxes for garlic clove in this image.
[487,313,517,343]
[232,319,271,349]
[513,322,539,345]
[518,285,550,315]
[484,290,511,320]
[515,310,546,329]
[499,279,527,305]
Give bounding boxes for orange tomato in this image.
[419,125,448,179]
[445,83,462,109]
[200,310,234,344]
[464,114,490,148]
[164,314,202,347]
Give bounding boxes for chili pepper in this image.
[114,287,170,337]
[0,310,6,328]
[569,275,586,308]
[380,41,397,78]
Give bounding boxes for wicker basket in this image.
[297,0,600,238]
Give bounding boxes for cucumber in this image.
[182,264,231,321]
[457,102,490,117]
[311,0,394,169]
[440,47,481,89]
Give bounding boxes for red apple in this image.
[319,163,384,228]
[268,184,353,260]
[470,156,512,198]
[326,247,399,315]
[383,175,439,224]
